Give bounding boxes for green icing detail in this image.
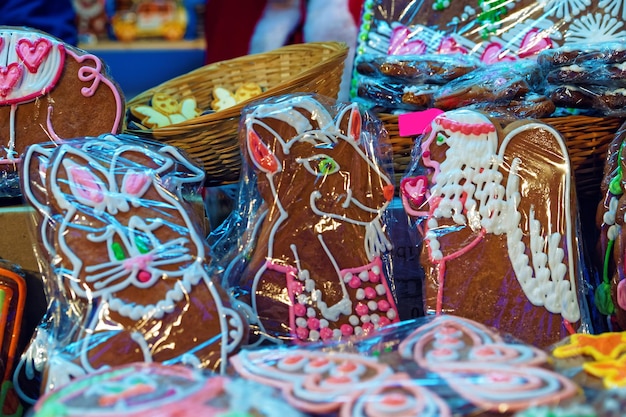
[135,236,150,254]
[112,242,126,261]
[477,0,509,39]
[35,402,68,417]
[609,141,626,195]
[595,282,615,316]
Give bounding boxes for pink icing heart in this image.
[400,176,428,207]
[388,26,426,55]
[518,28,552,59]
[438,36,469,55]
[0,63,23,97]
[16,37,53,73]
[480,42,516,64]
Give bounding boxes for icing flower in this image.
[552,332,626,361]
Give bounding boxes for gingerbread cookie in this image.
[400,109,588,348]
[18,135,246,402]
[0,26,123,197]
[223,94,399,345]
[32,362,305,417]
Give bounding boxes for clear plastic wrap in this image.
[14,134,247,405]
[399,109,593,349]
[29,361,306,417]
[211,93,400,347]
[230,314,582,416]
[596,120,626,332]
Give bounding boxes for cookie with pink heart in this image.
[0,26,123,197]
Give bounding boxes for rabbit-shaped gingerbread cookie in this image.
[19,135,246,396]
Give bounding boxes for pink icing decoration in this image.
[378,300,390,312]
[362,322,375,333]
[348,276,361,289]
[307,317,320,330]
[480,42,516,64]
[137,271,152,283]
[0,63,23,97]
[16,37,52,73]
[438,36,469,55]
[518,28,552,58]
[340,324,354,336]
[617,279,626,310]
[364,287,377,299]
[294,304,307,317]
[368,271,380,283]
[69,165,105,203]
[355,303,369,316]
[401,176,429,208]
[123,254,154,272]
[296,327,309,340]
[388,25,427,55]
[378,317,391,327]
[320,327,334,340]
[123,172,150,195]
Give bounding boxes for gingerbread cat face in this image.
[24,138,208,319]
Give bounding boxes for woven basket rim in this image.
[125,41,349,134]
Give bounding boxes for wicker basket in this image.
[378,113,624,200]
[124,42,349,186]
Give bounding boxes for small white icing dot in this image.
[356,289,365,300]
[370,314,380,324]
[368,301,378,311]
[296,318,307,328]
[371,265,380,275]
[375,284,386,295]
[387,309,397,320]
[349,315,360,326]
[359,270,369,281]
[309,330,320,341]
[305,279,315,292]
[360,314,371,323]
[320,319,329,328]
[354,326,363,336]
[307,307,316,318]
[332,329,342,339]
[297,294,307,304]
[343,272,353,283]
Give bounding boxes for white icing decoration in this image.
[600,0,626,19]
[566,12,626,43]
[539,0,590,21]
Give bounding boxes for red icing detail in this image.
[381,393,407,407]
[337,361,358,373]
[283,355,304,365]
[439,337,459,345]
[438,36,469,55]
[348,276,362,289]
[340,324,354,336]
[401,176,428,207]
[518,28,552,58]
[480,42,516,64]
[349,106,362,140]
[435,116,495,135]
[310,358,329,368]
[69,166,105,203]
[383,184,395,202]
[16,37,52,73]
[364,287,377,300]
[289,280,304,295]
[248,130,279,173]
[0,63,23,97]
[355,303,369,316]
[388,25,426,55]
[432,348,454,356]
[369,271,380,283]
[326,375,352,384]
[475,346,496,357]
[137,270,151,283]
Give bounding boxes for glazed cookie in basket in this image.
[16,135,246,403]
[217,94,399,346]
[400,109,590,348]
[0,26,123,197]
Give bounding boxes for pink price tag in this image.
[398,108,444,137]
